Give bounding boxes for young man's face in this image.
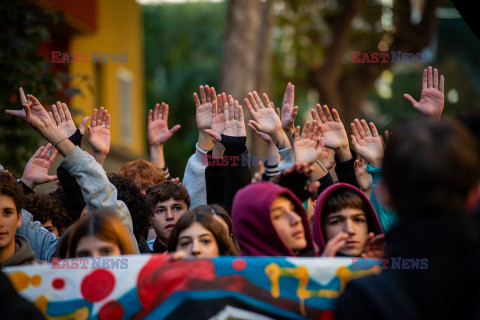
[324,207,368,256]
[0,194,22,252]
[150,198,188,244]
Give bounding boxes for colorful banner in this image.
[4,254,379,320]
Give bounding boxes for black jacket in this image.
[0,270,46,319]
[335,215,480,320]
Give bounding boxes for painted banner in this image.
[4,254,379,320]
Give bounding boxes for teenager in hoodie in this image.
[232,182,315,257]
[0,172,36,268]
[312,183,383,257]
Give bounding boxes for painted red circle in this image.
[98,301,124,320]
[232,258,247,271]
[80,269,115,302]
[52,278,65,290]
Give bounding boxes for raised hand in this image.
[403,66,445,120]
[148,102,181,147]
[49,101,89,137]
[350,119,384,168]
[20,143,58,189]
[193,85,215,130]
[312,104,349,150]
[245,91,281,135]
[361,233,385,259]
[87,107,111,164]
[318,147,336,171]
[6,88,55,133]
[281,82,298,133]
[293,121,325,166]
[205,96,246,142]
[251,160,265,184]
[354,156,372,194]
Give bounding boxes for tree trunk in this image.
[220,0,272,160]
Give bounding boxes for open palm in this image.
[312,104,348,149]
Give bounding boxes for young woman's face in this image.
[324,207,368,256]
[75,236,122,258]
[270,196,307,254]
[176,222,220,258]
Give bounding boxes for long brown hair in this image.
[66,212,135,258]
[167,209,238,256]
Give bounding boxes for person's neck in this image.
[0,239,16,264]
[156,236,167,247]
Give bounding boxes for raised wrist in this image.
[20,177,35,189]
[335,146,352,162]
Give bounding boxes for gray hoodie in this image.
[0,235,35,268]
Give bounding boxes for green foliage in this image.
[143,1,227,178]
[0,0,73,175]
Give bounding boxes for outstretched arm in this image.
[148,102,181,170]
[193,85,215,151]
[280,82,298,147]
[403,66,445,120]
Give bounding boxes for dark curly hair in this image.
[0,171,23,213]
[108,173,152,239]
[23,193,72,235]
[145,181,191,211]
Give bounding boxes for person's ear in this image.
[376,181,392,208]
[16,209,23,229]
[465,182,480,214]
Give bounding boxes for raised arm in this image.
[403,66,445,120]
[350,119,384,168]
[280,82,298,147]
[148,102,181,172]
[20,143,58,191]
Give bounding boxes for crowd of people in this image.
[1,65,480,318]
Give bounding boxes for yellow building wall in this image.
[69,0,145,159]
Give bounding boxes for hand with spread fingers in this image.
[87,107,111,165]
[293,121,325,166]
[49,101,89,137]
[361,233,386,259]
[312,104,351,161]
[205,95,246,142]
[20,143,59,189]
[350,119,384,168]
[321,232,350,257]
[148,102,181,147]
[193,85,216,151]
[403,66,445,120]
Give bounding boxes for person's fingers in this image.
[355,119,367,138]
[32,146,44,159]
[101,107,108,126]
[57,101,66,122]
[317,136,325,152]
[154,103,160,121]
[48,111,55,123]
[92,108,98,126]
[307,120,316,140]
[293,125,301,142]
[354,159,359,169]
[308,181,320,193]
[312,121,321,141]
[148,109,153,125]
[351,135,360,150]
[216,94,223,114]
[221,93,227,108]
[62,103,72,121]
[323,105,334,121]
[87,125,93,137]
[369,122,379,137]
[316,104,327,123]
[210,87,217,104]
[19,87,27,105]
[52,103,61,124]
[46,175,59,182]
[422,67,428,90]
[236,101,244,122]
[158,103,165,120]
[427,66,433,88]
[199,85,206,105]
[248,120,262,132]
[105,114,111,130]
[170,124,181,135]
[164,103,170,121]
[403,94,418,106]
[361,119,371,137]
[224,99,231,122]
[433,68,439,89]
[26,94,40,107]
[263,93,273,110]
[38,144,50,159]
[258,160,265,174]
[439,75,445,94]
[311,109,320,122]
[292,106,298,119]
[244,97,255,115]
[193,92,201,108]
[169,250,187,261]
[205,85,211,103]
[253,91,264,109]
[247,92,259,111]
[204,129,222,142]
[332,108,342,123]
[49,148,58,162]
[301,121,311,139]
[276,107,281,118]
[229,97,235,121]
[79,117,89,134]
